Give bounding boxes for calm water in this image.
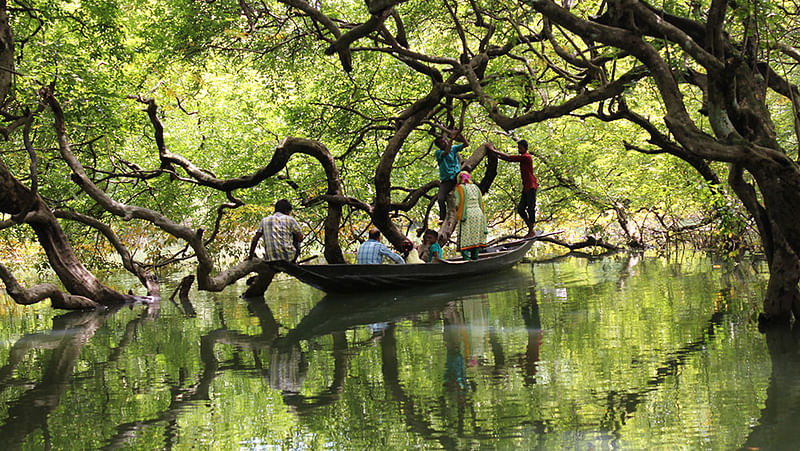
[0,252,798,450]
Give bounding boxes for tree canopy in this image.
[0,0,799,324]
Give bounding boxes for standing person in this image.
[248,199,304,262]
[488,140,539,237]
[453,171,488,261]
[357,228,406,264]
[434,128,469,222]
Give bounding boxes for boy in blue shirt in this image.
[434,129,469,222]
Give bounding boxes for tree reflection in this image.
[0,303,158,450]
[380,321,469,450]
[740,325,800,450]
[279,331,348,414]
[596,308,726,434]
[0,262,771,449]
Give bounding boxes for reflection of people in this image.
[434,129,468,221]
[418,229,443,263]
[488,140,539,237]
[357,228,406,264]
[248,199,304,262]
[521,285,543,386]
[442,303,469,391]
[453,171,488,260]
[269,344,308,394]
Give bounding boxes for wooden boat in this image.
[271,238,535,294]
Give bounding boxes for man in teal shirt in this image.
[434,129,469,221]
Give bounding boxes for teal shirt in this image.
[435,143,463,181]
[428,242,443,263]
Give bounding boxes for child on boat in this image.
[417,229,443,263]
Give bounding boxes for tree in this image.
[0,0,797,326]
[176,0,800,324]
[520,0,800,325]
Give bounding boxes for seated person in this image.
[403,239,424,264]
[418,229,443,263]
[357,228,406,264]
[247,199,303,262]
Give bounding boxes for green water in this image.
[0,253,797,450]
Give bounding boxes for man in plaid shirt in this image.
[248,199,304,262]
[357,229,406,264]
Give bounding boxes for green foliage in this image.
[0,0,774,271]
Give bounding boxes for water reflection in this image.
[0,256,790,449]
[740,326,800,450]
[0,304,159,450]
[442,302,471,391]
[521,284,543,386]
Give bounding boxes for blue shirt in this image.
[428,242,442,262]
[435,143,463,181]
[357,239,406,264]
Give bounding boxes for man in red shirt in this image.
[488,140,539,237]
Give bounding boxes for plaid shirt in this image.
[357,239,405,264]
[257,212,301,262]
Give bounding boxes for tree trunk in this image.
[0,158,136,307]
[27,213,132,304]
[242,268,276,298]
[761,241,800,325]
[0,0,13,107]
[748,163,800,325]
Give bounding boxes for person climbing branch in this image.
[434,128,469,223]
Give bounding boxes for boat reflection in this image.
[283,267,530,343]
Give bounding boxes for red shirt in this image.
[507,153,538,191]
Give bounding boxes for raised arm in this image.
[451,129,468,147]
[486,142,511,161]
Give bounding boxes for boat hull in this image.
[272,239,535,293]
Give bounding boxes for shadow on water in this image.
[0,257,789,449]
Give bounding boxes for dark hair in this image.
[434,136,448,149]
[423,229,438,239]
[274,199,292,214]
[368,228,381,240]
[517,139,528,150]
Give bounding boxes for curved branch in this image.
[538,235,620,251]
[54,210,160,297]
[389,180,438,211]
[324,6,396,72]
[0,261,100,309]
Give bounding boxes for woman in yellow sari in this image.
[453,171,488,260]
